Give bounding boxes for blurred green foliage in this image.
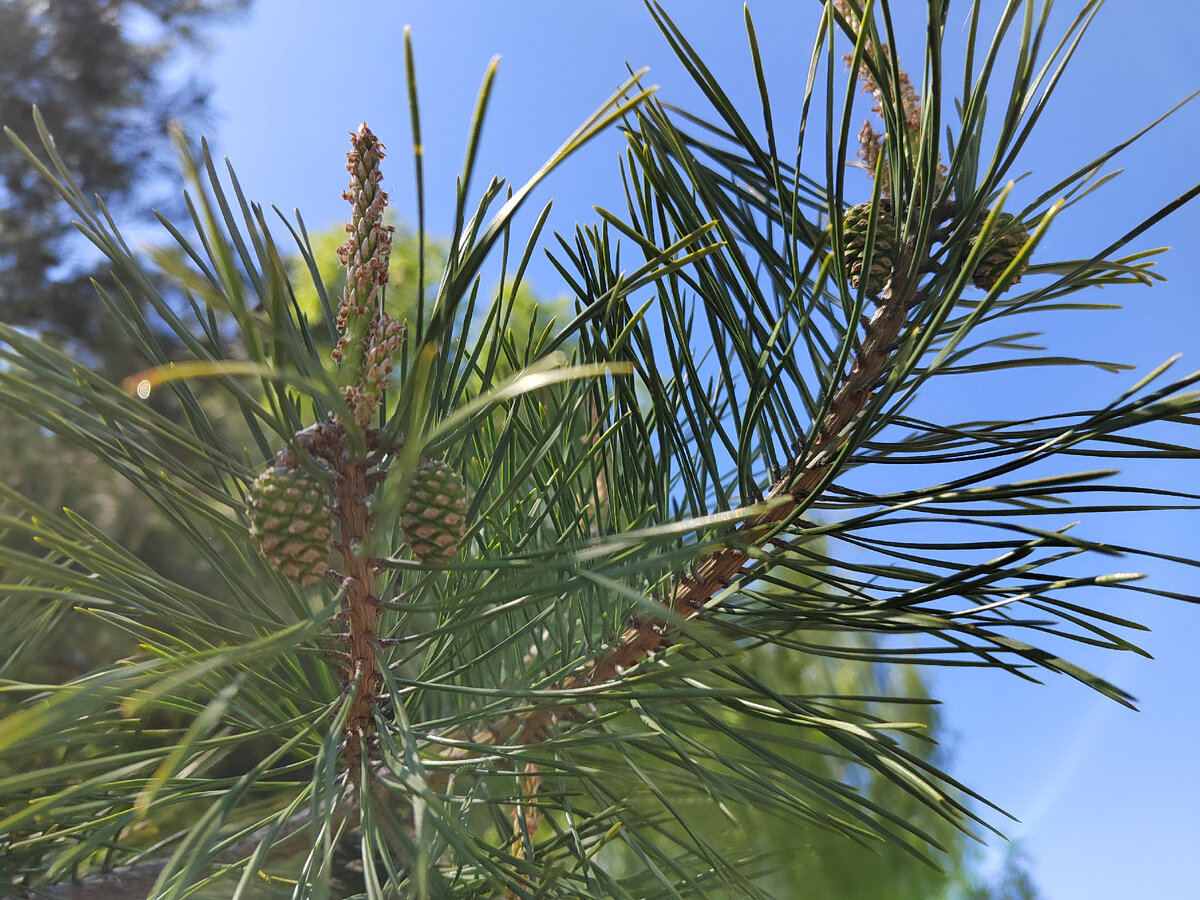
[0,0,250,371]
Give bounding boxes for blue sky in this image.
[200,2,1200,896]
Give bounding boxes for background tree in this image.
[0,0,253,693]
[1,2,1197,898]
[962,845,1043,900]
[0,0,250,365]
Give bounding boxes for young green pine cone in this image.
[970,211,1030,292]
[842,200,898,295]
[246,465,334,586]
[400,460,470,563]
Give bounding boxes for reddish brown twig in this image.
[293,420,389,779]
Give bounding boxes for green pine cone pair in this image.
[246,465,334,586]
[841,202,1029,295]
[246,458,471,578]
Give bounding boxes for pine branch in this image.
[288,419,391,778]
[7,4,1199,893]
[454,215,943,751]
